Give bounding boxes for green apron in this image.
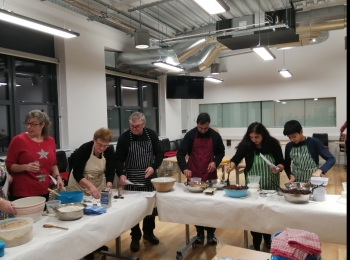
[246,152,280,190]
[290,139,318,183]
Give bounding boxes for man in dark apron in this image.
[115,112,164,253]
[177,113,225,245]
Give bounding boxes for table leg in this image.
[100,236,139,260]
[244,230,248,248]
[175,224,197,260]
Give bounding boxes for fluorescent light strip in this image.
[278,69,293,78]
[152,61,184,72]
[194,0,230,15]
[252,46,276,60]
[0,9,79,38]
[205,76,223,83]
[122,86,138,90]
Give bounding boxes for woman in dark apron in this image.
[115,112,163,253]
[227,122,284,251]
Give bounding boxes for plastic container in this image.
[0,217,33,248]
[310,177,329,186]
[271,232,321,260]
[248,175,260,184]
[58,190,84,204]
[45,200,61,214]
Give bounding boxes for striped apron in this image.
[124,129,157,217]
[246,152,280,190]
[290,140,318,183]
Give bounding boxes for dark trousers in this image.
[251,231,271,248]
[130,215,155,240]
[195,225,216,236]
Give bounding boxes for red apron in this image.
[187,133,217,181]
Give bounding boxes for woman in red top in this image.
[5,110,64,202]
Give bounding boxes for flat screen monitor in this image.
[166,75,204,99]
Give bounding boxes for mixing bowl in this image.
[284,182,312,191]
[184,182,206,193]
[283,190,311,204]
[151,177,176,192]
[58,190,84,204]
[224,185,248,198]
[54,203,87,221]
[12,196,46,223]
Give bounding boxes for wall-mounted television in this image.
[166,75,204,99]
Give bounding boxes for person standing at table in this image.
[5,110,64,202]
[177,112,225,245]
[66,127,115,199]
[340,120,347,154]
[115,112,163,253]
[226,122,284,251]
[283,120,335,183]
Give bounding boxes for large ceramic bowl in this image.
[151,177,176,192]
[12,196,46,223]
[223,185,248,198]
[58,190,84,204]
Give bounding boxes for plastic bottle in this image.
[102,175,106,190]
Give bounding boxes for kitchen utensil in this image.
[259,153,280,170]
[224,185,248,198]
[43,224,68,230]
[283,192,310,204]
[47,188,60,196]
[53,203,87,221]
[284,182,312,191]
[226,171,231,186]
[271,180,285,193]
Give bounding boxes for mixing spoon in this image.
[43,224,68,230]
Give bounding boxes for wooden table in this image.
[212,245,271,260]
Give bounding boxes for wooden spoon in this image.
[47,188,61,196]
[43,224,68,230]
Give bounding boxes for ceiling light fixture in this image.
[278,50,293,78]
[0,9,79,38]
[251,1,275,61]
[151,61,184,72]
[194,0,230,15]
[134,1,149,49]
[211,63,220,74]
[205,76,223,83]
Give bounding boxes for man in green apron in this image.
[283,120,335,183]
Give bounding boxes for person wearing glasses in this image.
[5,110,64,202]
[176,112,225,245]
[115,112,163,253]
[66,127,115,199]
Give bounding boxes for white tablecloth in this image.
[3,190,156,260]
[156,183,346,245]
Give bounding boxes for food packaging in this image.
[0,217,33,248]
[100,189,112,208]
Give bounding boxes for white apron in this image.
[67,146,106,196]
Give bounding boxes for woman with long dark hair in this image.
[226,122,284,251]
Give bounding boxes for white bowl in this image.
[13,196,46,223]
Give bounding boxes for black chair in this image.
[312,133,329,149]
[56,150,70,186]
[175,138,183,150]
[161,138,177,158]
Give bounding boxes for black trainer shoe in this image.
[195,233,205,244]
[143,234,160,245]
[207,234,218,245]
[130,240,140,252]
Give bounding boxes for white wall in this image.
[6,1,347,163]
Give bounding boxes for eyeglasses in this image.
[130,124,144,130]
[23,122,40,127]
[95,142,109,149]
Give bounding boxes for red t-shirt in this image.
[5,133,57,197]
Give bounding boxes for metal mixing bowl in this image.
[285,182,312,191]
[283,192,310,204]
[54,203,87,221]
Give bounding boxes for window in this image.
[0,54,59,155]
[106,75,159,140]
[199,98,336,128]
